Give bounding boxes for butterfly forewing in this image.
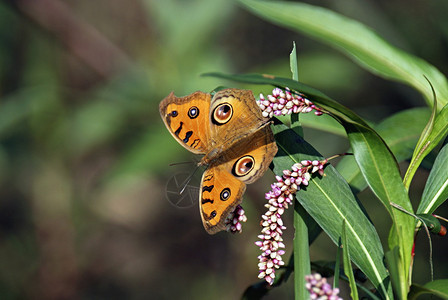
[159,91,212,154]
[208,89,268,149]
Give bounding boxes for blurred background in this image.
[0,0,447,299]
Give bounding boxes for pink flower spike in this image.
[258,87,324,118]
[225,205,247,234]
[256,157,330,285]
[305,273,343,300]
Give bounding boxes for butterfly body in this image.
[160,88,277,234]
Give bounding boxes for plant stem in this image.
[294,200,311,300]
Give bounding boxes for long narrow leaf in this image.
[290,41,299,81]
[385,248,405,300]
[293,202,311,300]
[403,81,438,189]
[299,112,346,136]
[342,220,359,300]
[337,108,430,192]
[238,0,448,109]
[404,103,448,190]
[345,122,414,295]
[289,41,311,300]
[418,142,448,214]
[409,280,448,300]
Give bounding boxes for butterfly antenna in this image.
[179,165,200,195]
[169,156,200,167]
[169,161,196,167]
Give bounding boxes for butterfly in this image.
[159,88,277,234]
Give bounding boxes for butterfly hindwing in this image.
[199,165,246,234]
[199,125,277,234]
[224,124,278,184]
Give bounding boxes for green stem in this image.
[334,237,341,288]
[294,200,311,300]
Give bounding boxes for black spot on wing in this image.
[202,210,217,221]
[174,122,183,136]
[201,198,214,204]
[203,174,213,182]
[183,131,193,143]
[190,139,200,148]
[202,185,214,193]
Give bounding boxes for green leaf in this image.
[404,103,448,192]
[343,122,414,294]
[271,121,392,299]
[290,41,299,81]
[337,108,430,193]
[334,239,341,289]
[290,47,310,299]
[403,82,439,189]
[238,0,448,110]
[385,248,405,300]
[299,112,346,137]
[409,280,448,300]
[414,81,438,155]
[289,41,303,136]
[341,220,359,300]
[375,108,431,162]
[418,142,448,214]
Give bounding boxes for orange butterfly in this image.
[159,89,277,234]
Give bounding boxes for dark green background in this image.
[0,0,447,299]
